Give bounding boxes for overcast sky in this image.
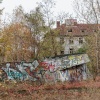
[0,0,74,22]
[1,0,74,14]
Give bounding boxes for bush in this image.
[77,48,86,53]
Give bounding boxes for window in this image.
[93,30,97,32]
[60,37,64,44]
[69,38,74,44]
[69,48,74,54]
[68,29,72,32]
[79,37,83,44]
[81,29,86,33]
[60,51,64,55]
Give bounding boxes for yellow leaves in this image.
[5,46,12,51]
[0,22,34,62]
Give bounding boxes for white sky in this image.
[0,0,74,22]
[0,0,74,21]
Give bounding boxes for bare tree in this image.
[57,11,73,24]
[73,0,100,23]
[73,0,100,80]
[38,0,55,28]
[38,0,59,56]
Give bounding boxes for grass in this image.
[0,77,100,100]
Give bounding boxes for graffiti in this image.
[0,60,40,81]
[44,71,55,82]
[40,54,90,82]
[40,54,90,71]
[61,54,90,68]
[2,63,23,80]
[0,54,90,82]
[40,61,55,72]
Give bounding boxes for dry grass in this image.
[0,77,100,100]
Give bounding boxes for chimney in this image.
[57,21,60,28]
[65,19,77,26]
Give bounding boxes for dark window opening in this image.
[69,48,74,54]
[60,51,64,55]
[81,29,86,33]
[60,37,64,44]
[54,52,57,56]
[69,38,74,44]
[79,37,83,44]
[68,29,72,32]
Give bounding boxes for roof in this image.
[51,53,85,58]
[44,53,90,69]
[56,21,100,36]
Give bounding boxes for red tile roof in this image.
[56,22,100,36]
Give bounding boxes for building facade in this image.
[56,19,99,55]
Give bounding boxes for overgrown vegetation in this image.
[0,0,100,99]
[0,78,100,100]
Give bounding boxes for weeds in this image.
[0,78,100,100]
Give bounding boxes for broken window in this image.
[68,29,72,32]
[60,51,64,55]
[79,37,83,44]
[69,38,74,44]
[60,37,64,44]
[69,48,74,54]
[81,29,86,33]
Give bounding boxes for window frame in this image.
[69,48,74,54]
[69,38,74,44]
[60,37,64,44]
[68,29,72,32]
[79,37,83,44]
